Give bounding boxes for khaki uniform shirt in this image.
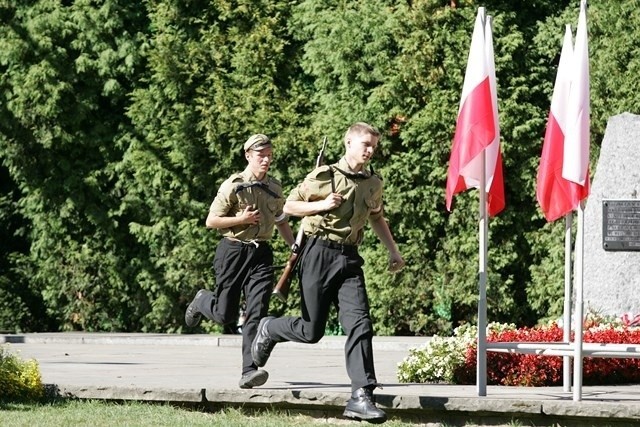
[209,168,286,241]
[287,157,383,245]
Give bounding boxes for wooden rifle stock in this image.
[272,229,306,302]
[273,136,328,302]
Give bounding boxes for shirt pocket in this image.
[236,192,255,212]
[352,195,378,227]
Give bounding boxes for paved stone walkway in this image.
[3,333,640,425]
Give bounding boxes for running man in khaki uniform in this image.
[251,122,405,423]
[185,134,294,389]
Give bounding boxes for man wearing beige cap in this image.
[184,133,294,389]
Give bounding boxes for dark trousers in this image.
[194,238,273,375]
[267,237,378,391]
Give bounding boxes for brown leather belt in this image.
[309,236,357,254]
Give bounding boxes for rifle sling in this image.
[234,181,281,199]
[331,165,377,181]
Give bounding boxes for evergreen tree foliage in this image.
[123,0,308,331]
[1,0,639,335]
[0,0,149,331]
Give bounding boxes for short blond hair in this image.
[344,122,380,145]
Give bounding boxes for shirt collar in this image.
[337,157,370,178]
[241,167,268,183]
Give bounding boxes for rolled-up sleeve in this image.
[287,166,331,203]
[275,197,287,224]
[368,185,384,220]
[286,182,307,202]
[209,180,236,216]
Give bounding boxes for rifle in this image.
[272,136,328,302]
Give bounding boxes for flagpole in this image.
[569,0,588,401]
[573,201,585,401]
[563,213,572,392]
[477,149,488,397]
[445,8,501,396]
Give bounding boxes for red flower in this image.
[453,323,640,386]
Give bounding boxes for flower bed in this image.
[397,316,640,386]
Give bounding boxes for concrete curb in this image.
[0,333,430,352]
[48,384,640,425]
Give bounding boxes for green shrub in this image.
[0,346,44,402]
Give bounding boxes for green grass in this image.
[2,399,572,426]
[0,400,435,426]
[0,400,618,427]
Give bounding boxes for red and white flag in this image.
[445,8,505,217]
[536,3,590,222]
[563,0,590,187]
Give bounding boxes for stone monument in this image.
[583,113,640,317]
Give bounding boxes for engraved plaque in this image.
[602,200,640,251]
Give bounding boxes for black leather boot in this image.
[251,316,276,367]
[238,369,269,389]
[184,289,207,327]
[343,387,387,424]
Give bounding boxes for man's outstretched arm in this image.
[369,213,405,273]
